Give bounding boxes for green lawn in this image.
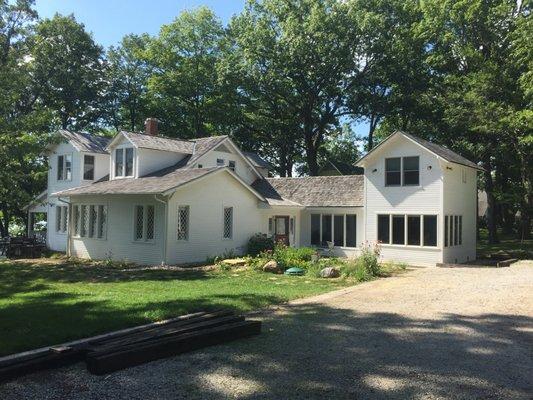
[0,259,353,356]
[477,229,533,258]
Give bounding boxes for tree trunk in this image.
[483,156,499,244]
[367,114,379,151]
[305,139,319,176]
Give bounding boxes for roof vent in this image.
[145,118,158,136]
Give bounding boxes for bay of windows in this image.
[385,156,419,186]
[377,214,437,247]
[310,213,357,248]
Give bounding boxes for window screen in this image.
[423,215,437,246]
[392,215,405,245]
[311,214,320,245]
[125,148,134,176]
[321,214,332,246]
[334,215,344,247]
[407,215,421,245]
[377,215,390,243]
[346,215,357,247]
[385,158,401,186]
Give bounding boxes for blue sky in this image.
[35,0,368,138]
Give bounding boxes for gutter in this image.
[154,194,168,266]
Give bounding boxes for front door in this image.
[274,216,290,246]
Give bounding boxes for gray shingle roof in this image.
[253,175,364,207]
[243,152,272,169]
[58,130,110,154]
[121,131,195,153]
[54,167,221,196]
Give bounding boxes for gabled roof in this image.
[243,152,272,170]
[356,131,483,170]
[57,130,110,154]
[252,175,364,207]
[108,131,195,154]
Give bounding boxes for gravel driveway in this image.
[2,262,532,400]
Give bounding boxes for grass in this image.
[0,258,354,356]
[477,229,533,258]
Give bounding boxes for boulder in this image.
[263,260,280,274]
[320,266,340,278]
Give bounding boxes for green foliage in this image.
[247,233,274,257]
[268,243,317,271]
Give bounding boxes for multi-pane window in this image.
[83,155,95,180]
[445,214,463,247]
[57,154,72,181]
[115,148,134,178]
[72,204,107,239]
[134,205,155,242]
[223,206,233,239]
[177,206,189,241]
[454,215,459,246]
[378,214,437,247]
[385,156,420,186]
[55,206,68,233]
[228,160,236,172]
[310,213,357,248]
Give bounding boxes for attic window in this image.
[115,148,134,177]
[83,155,95,180]
[385,156,419,186]
[217,159,224,167]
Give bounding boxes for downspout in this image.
[154,194,168,265]
[57,197,72,257]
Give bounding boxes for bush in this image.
[269,243,318,271]
[248,234,275,257]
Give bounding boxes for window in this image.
[458,216,462,245]
[217,159,224,167]
[445,216,449,247]
[83,155,95,180]
[56,154,72,181]
[73,205,80,236]
[423,215,437,246]
[115,148,134,177]
[198,164,203,168]
[89,205,97,238]
[268,217,274,236]
[454,215,459,246]
[377,215,390,244]
[346,215,357,247]
[385,158,401,186]
[55,206,68,233]
[334,215,344,247]
[97,205,107,239]
[177,206,189,241]
[449,215,454,246]
[228,160,236,172]
[392,215,405,245]
[134,205,155,242]
[290,218,294,235]
[311,214,320,245]
[321,214,332,246]
[403,156,419,186]
[80,205,88,237]
[73,204,107,239]
[407,215,421,245]
[223,207,233,239]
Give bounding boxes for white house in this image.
[28,121,481,266]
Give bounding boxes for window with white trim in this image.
[177,205,189,241]
[228,160,236,172]
[310,213,357,248]
[72,204,107,239]
[134,205,155,242]
[385,156,419,186]
[57,154,72,181]
[223,206,233,239]
[55,206,68,233]
[83,155,95,180]
[115,147,134,178]
[377,214,437,247]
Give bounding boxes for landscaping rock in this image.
[320,267,340,278]
[221,258,248,267]
[262,260,280,274]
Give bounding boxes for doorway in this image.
[274,216,290,245]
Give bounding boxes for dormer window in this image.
[115,148,134,177]
[385,156,419,186]
[57,154,72,181]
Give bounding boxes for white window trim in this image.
[384,156,421,188]
[83,154,95,181]
[71,203,108,240]
[56,153,73,182]
[377,213,439,249]
[177,205,190,242]
[310,212,358,249]
[133,204,156,243]
[222,205,233,240]
[114,147,135,179]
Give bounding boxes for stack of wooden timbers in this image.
[0,310,261,381]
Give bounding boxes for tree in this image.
[105,34,151,132]
[31,14,105,129]
[145,7,228,138]
[230,0,363,175]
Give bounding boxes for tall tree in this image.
[145,7,227,138]
[31,14,105,129]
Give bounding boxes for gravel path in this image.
[1,262,532,399]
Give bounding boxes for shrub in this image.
[358,242,382,276]
[269,243,318,271]
[248,234,275,257]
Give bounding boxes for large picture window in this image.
[346,215,357,247]
[378,214,437,247]
[310,213,357,248]
[377,214,390,243]
[321,214,332,246]
[392,215,405,245]
[407,215,421,245]
[334,215,344,247]
[423,215,437,247]
[311,214,320,246]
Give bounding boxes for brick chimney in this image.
[144,118,158,136]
